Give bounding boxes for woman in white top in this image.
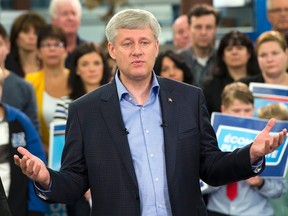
[53,42,111,216]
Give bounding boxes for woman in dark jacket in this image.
[203,30,261,115]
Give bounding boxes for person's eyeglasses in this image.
[40,42,64,49]
[268,8,288,14]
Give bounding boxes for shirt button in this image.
[129,97,132,101]
[141,107,145,111]
[146,130,149,134]
[150,154,154,158]
[158,204,162,208]
[155,178,159,181]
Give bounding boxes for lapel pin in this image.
[168,98,173,103]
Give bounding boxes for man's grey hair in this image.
[49,0,82,18]
[105,9,161,43]
[266,0,273,10]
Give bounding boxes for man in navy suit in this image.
[14,9,287,216]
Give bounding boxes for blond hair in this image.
[221,82,254,108]
[255,31,287,55]
[258,103,288,120]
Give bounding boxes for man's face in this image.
[173,16,192,50]
[51,2,81,36]
[267,0,288,34]
[108,27,159,84]
[190,14,217,50]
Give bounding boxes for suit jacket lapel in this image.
[99,81,138,187]
[158,78,178,185]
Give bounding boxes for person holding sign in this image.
[258,103,288,216]
[13,9,287,216]
[207,82,287,216]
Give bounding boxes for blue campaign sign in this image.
[49,122,66,171]
[249,82,288,117]
[211,113,288,178]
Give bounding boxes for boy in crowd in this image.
[206,82,287,216]
[258,103,288,216]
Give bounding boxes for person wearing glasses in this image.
[267,0,288,43]
[25,24,70,154]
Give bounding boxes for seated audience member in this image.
[25,24,70,153]
[0,23,39,131]
[240,31,288,86]
[207,82,287,216]
[0,70,47,216]
[179,4,220,88]
[54,42,110,122]
[258,103,288,121]
[5,12,46,77]
[203,30,261,115]
[154,50,193,84]
[266,0,288,44]
[258,103,288,216]
[172,15,192,51]
[49,0,85,67]
[53,42,110,216]
[0,177,11,216]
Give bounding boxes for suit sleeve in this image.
[197,89,263,186]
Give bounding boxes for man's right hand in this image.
[14,147,51,189]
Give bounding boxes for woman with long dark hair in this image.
[6,12,46,77]
[203,30,261,114]
[154,50,193,84]
[54,42,111,121]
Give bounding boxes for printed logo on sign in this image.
[11,132,26,148]
[216,125,287,166]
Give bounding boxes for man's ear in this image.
[154,40,159,58]
[108,42,116,60]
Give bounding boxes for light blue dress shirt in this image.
[207,178,286,216]
[115,72,172,216]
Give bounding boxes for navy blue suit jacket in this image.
[42,77,262,216]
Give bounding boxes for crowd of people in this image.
[0,0,288,216]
